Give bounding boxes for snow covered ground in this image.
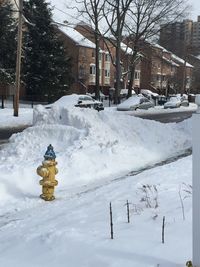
[0,107,33,129]
[0,96,194,266]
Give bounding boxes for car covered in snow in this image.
[117,95,154,111]
[45,94,104,111]
[157,95,168,105]
[164,96,189,109]
[74,95,104,111]
[164,97,181,109]
[180,95,189,107]
[140,89,158,99]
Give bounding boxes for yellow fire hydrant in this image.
[37,144,58,201]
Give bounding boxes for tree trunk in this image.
[128,65,135,98]
[114,43,121,104]
[128,50,138,97]
[95,32,100,100]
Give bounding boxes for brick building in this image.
[55,25,115,95]
[140,42,193,95]
[75,23,142,92]
[56,24,142,95]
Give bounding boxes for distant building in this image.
[140,42,193,95]
[160,20,192,57]
[192,16,200,54]
[159,17,200,57]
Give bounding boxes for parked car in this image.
[140,89,159,99]
[75,95,104,111]
[164,96,181,109]
[120,89,136,98]
[88,91,106,101]
[157,96,168,105]
[164,95,189,109]
[180,100,189,106]
[117,95,154,111]
[45,94,104,111]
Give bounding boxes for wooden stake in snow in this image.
[126,200,130,223]
[110,202,114,239]
[162,216,165,244]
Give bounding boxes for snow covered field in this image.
[0,96,194,266]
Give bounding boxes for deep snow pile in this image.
[0,96,192,207]
[0,156,192,267]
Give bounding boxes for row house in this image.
[140,42,193,95]
[55,25,114,95]
[63,23,191,96]
[74,23,141,94]
[120,43,141,90]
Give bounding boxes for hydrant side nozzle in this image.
[37,166,49,178]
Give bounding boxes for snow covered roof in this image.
[162,56,179,67]
[152,43,169,53]
[171,54,193,68]
[58,26,96,49]
[121,43,134,55]
[151,43,193,68]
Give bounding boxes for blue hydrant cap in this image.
[44,144,56,160]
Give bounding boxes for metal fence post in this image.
[192,94,200,267]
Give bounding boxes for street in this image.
[132,109,194,123]
[0,126,27,140]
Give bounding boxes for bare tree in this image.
[103,0,132,103]
[79,0,105,100]
[66,0,105,100]
[124,0,188,97]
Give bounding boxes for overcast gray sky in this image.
[189,0,200,20]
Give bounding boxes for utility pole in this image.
[14,0,23,117]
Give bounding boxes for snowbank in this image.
[0,96,192,207]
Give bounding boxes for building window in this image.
[79,65,86,79]
[157,75,161,81]
[105,69,110,77]
[92,51,95,58]
[90,64,96,75]
[105,53,110,62]
[186,77,190,85]
[99,52,102,61]
[134,71,140,80]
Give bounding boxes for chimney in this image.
[198,16,200,22]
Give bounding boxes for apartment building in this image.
[192,16,200,53]
[160,16,200,57]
